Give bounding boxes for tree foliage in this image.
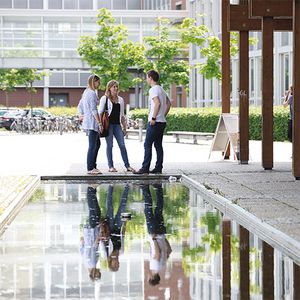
[77,8,145,91]
[143,17,190,91]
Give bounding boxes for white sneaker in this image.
[87,168,102,175]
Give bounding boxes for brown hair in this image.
[105,80,119,102]
[147,70,159,82]
[87,74,100,90]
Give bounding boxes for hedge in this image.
[128,106,291,142]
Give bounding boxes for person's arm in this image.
[152,236,161,261]
[283,90,290,108]
[150,96,161,126]
[87,92,101,124]
[165,238,172,258]
[165,96,171,117]
[78,99,84,120]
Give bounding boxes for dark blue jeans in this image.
[87,187,101,228]
[87,130,100,171]
[142,184,165,235]
[142,122,166,171]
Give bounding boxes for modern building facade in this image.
[188,0,293,108]
[0,0,188,108]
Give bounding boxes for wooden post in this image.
[262,17,274,170]
[262,242,274,299]
[239,226,250,299]
[222,219,231,299]
[294,263,300,299]
[239,30,249,164]
[222,0,231,159]
[293,0,300,179]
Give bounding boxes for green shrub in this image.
[128,106,290,142]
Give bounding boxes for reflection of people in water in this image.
[142,184,172,286]
[80,186,101,281]
[98,185,129,272]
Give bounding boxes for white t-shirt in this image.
[148,85,167,123]
[149,234,167,272]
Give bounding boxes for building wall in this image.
[0,89,43,107]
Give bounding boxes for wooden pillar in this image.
[293,0,300,179]
[262,242,274,299]
[222,219,231,299]
[262,17,274,170]
[239,226,250,299]
[239,31,249,164]
[222,0,231,159]
[222,0,231,113]
[294,263,300,299]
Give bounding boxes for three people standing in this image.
[283,85,294,143]
[78,70,171,175]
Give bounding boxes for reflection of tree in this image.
[29,188,45,203]
[200,211,221,252]
[182,211,222,275]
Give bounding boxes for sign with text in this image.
[209,113,240,160]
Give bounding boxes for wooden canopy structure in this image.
[222,0,300,179]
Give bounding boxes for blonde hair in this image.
[105,80,119,102]
[87,74,100,90]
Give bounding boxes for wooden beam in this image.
[262,17,274,170]
[229,5,293,31]
[222,0,231,113]
[222,219,231,299]
[262,242,274,299]
[239,226,250,299]
[250,0,292,18]
[239,31,249,164]
[294,263,300,298]
[293,0,300,179]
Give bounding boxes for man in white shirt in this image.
[134,70,171,174]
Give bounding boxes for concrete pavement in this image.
[0,131,299,253]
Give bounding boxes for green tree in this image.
[143,17,190,91]
[180,17,256,80]
[77,8,145,91]
[0,69,23,107]
[18,69,45,111]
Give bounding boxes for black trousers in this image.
[288,119,292,142]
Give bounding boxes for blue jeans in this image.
[142,184,165,235]
[142,122,166,171]
[87,130,100,171]
[105,124,130,168]
[87,187,101,228]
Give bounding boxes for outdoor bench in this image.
[167,131,215,144]
[125,129,146,140]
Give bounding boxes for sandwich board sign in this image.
[209,113,239,160]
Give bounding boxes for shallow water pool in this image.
[0,181,298,299]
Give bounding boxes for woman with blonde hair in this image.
[78,74,102,175]
[99,80,134,172]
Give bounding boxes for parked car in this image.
[0,108,53,130]
[0,109,27,130]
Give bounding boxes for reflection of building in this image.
[0,0,187,108]
[189,0,293,108]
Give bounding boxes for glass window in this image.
[29,0,43,9]
[14,0,27,9]
[122,18,140,30]
[80,73,90,86]
[79,0,93,9]
[65,73,78,86]
[128,0,141,9]
[0,0,12,8]
[113,0,126,9]
[98,0,111,9]
[64,0,78,9]
[49,0,62,9]
[281,32,289,46]
[49,72,64,86]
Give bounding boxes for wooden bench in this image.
[167,131,215,144]
[125,129,146,140]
